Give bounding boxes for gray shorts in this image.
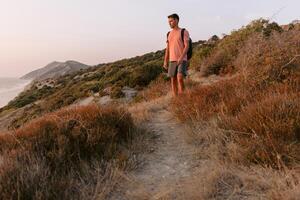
[168,61,188,78]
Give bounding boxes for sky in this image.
[0,0,300,77]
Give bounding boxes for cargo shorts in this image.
[167,61,188,78]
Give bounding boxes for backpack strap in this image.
[166,31,170,43]
[181,28,185,42]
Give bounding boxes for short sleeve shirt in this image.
[167,28,189,62]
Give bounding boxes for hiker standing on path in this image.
[163,13,191,97]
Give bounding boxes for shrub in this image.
[189,44,215,71]
[262,22,283,37]
[0,104,136,199]
[6,85,55,109]
[171,76,248,122]
[199,19,268,76]
[133,73,169,102]
[0,105,134,169]
[110,86,125,99]
[234,30,300,84]
[128,63,163,88]
[172,76,300,168]
[221,88,300,167]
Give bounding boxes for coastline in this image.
[0,78,33,108]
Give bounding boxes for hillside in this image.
[0,49,170,130]
[0,19,299,199]
[0,19,299,132]
[21,60,91,80]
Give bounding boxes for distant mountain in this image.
[21,60,91,80]
[292,20,300,25]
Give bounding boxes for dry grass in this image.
[221,86,300,167]
[157,121,300,200]
[133,74,170,103]
[172,78,300,168]
[171,76,246,122]
[199,19,268,76]
[117,121,300,199]
[234,30,300,83]
[175,163,300,200]
[171,25,300,169]
[0,104,144,199]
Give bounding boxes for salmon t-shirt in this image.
[167,28,190,62]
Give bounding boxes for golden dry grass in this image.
[171,27,300,168]
[0,104,143,199]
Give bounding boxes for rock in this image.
[75,96,94,106]
[98,95,112,105]
[122,86,138,102]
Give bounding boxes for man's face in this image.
[168,18,178,29]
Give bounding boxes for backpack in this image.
[167,28,193,60]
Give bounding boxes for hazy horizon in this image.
[1,0,300,78]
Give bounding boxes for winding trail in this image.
[126,107,199,198]
[111,73,235,199]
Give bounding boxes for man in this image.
[163,13,190,97]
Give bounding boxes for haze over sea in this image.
[0,77,31,108]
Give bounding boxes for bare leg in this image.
[177,73,185,95]
[171,77,178,97]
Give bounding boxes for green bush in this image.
[263,22,283,37]
[128,64,163,88]
[7,85,54,109]
[190,44,215,71]
[110,86,124,99]
[200,19,268,76]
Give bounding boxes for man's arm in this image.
[177,30,189,65]
[163,42,169,70]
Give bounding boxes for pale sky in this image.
[0,0,299,77]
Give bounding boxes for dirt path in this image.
[113,93,200,199]
[114,73,235,199]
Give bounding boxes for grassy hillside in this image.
[5,50,165,110]
[0,50,168,129]
[0,104,143,199]
[172,19,300,169]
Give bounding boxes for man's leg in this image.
[171,77,178,97]
[177,73,185,95]
[177,61,188,95]
[168,61,178,97]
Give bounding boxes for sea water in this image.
[0,77,32,108]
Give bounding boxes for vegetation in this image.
[195,19,284,76]
[7,85,55,108]
[133,73,170,103]
[0,104,140,199]
[171,19,300,169]
[0,50,165,129]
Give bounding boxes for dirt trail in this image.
[118,73,234,199]
[126,106,199,198]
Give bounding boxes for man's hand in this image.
[163,62,168,70]
[177,58,183,65]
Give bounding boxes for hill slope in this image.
[21,60,91,80]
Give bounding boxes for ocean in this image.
[0,77,32,108]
